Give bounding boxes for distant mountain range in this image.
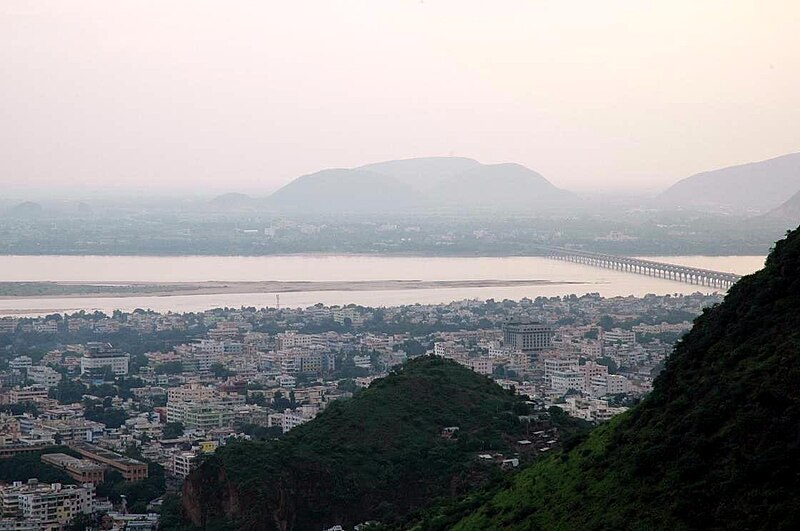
[208,152,800,215]
[7,201,44,218]
[658,152,800,213]
[358,156,481,192]
[266,167,420,212]
[208,192,259,210]
[212,157,574,213]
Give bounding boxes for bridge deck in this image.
[543,247,741,290]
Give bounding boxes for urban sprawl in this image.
[0,291,722,530]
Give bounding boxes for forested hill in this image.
[450,227,800,530]
[178,357,581,531]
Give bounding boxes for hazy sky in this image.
[2,1,799,195]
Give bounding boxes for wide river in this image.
[0,255,765,317]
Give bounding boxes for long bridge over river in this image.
[542,247,742,290]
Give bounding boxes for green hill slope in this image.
[179,357,578,531]
[452,228,800,531]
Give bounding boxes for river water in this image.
[0,254,765,316]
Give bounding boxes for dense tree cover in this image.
[65,513,105,531]
[1,327,204,367]
[174,357,568,531]
[155,361,184,375]
[96,462,166,514]
[163,422,185,439]
[449,227,800,530]
[0,403,39,416]
[209,362,233,378]
[159,494,196,531]
[238,423,282,441]
[84,405,128,428]
[396,339,427,357]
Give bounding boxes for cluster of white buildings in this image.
[544,358,629,397]
[0,480,102,528]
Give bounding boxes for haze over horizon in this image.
[2,0,799,195]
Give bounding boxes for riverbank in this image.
[0,279,585,300]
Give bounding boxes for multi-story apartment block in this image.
[166,385,216,403]
[602,328,636,345]
[503,321,554,354]
[33,321,59,334]
[92,319,120,334]
[8,357,32,372]
[560,397,628,423]
[352,355,372,370]
[8,386,49,405]
[332,308,368,328]
[40,454,105,485]
[0,318,18,334]
[80,343,129,376]
[606,374,629,395]
[178,402,235,431]
[550,371,585,395]
[166,386,242,430]
[168,451,198,479]
[27,366,62,388]
[33,418,105,443]
[543,357,576,380]
[581,341,603,358]
[468,357,494,375]
[280,409,308,433]
[177,340,224,371]
[0,480,94,524]
[276,332,324,350]
[579,361,609,388]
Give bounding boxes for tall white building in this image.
[603,328,636,345]
[8,356,32,372]
[544,358,577,381]
[333,308,368,327]
[27,366,62,388]
[80,343,129,376]
[276,332,325,350]
[550,371,585,395]
[169,451,198,478]
[502,321,553,353]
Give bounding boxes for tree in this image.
[155,361,183,375]
[49,379,86,404]
[598,315,615,331]
[272,391,291,410]
[239,423,282,441]
[596,356,619,374]
[66,513,103,531]
[163,422,184,439]
[85,406,128,429]
[337,379,357,393]
[210,362,232,378]
[247,393,267,407]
